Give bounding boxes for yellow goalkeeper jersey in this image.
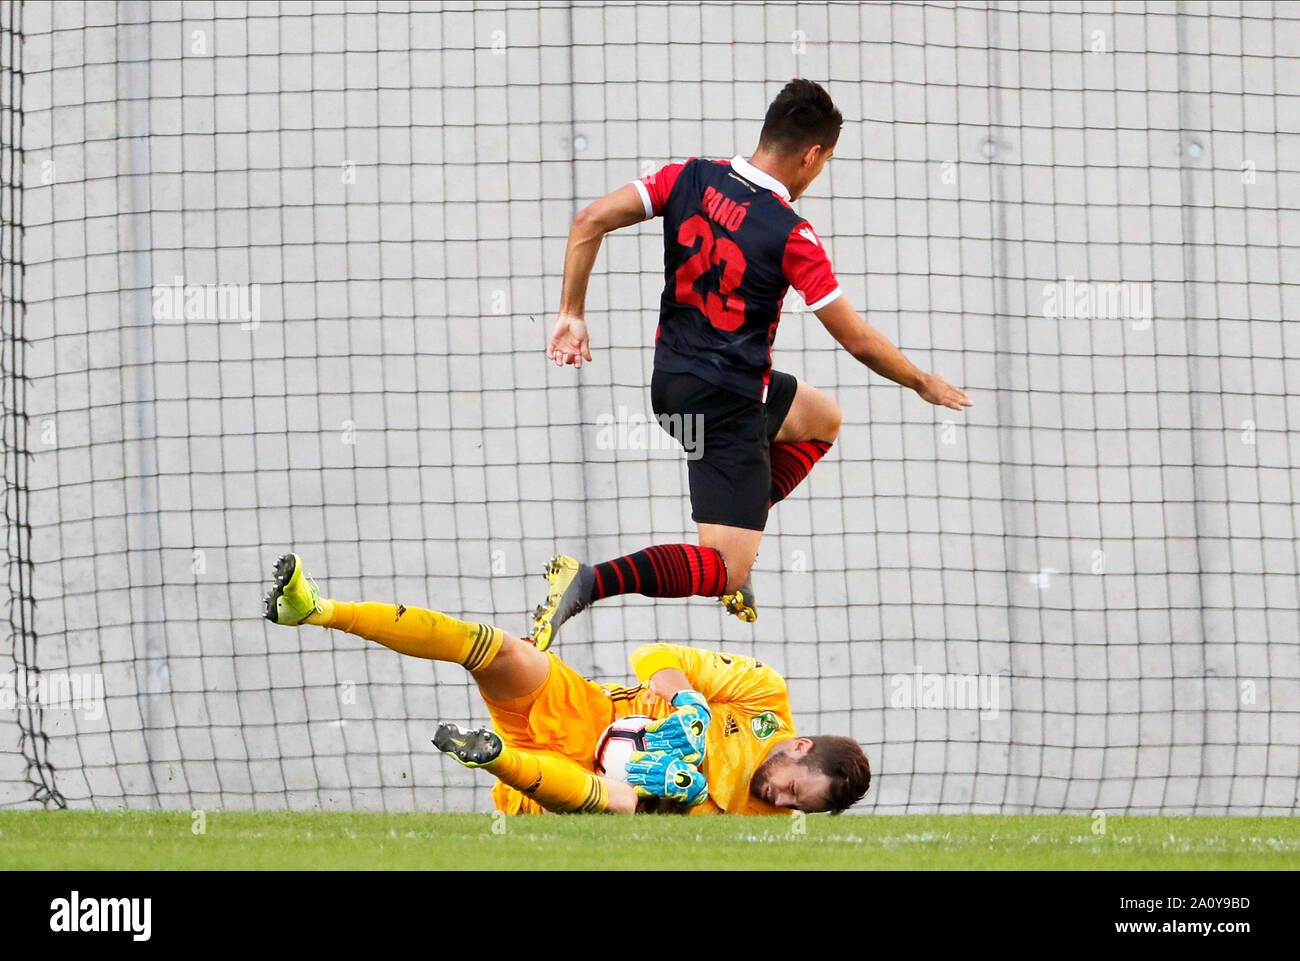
[627,643,794,816]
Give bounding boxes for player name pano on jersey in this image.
[702,185,750,231]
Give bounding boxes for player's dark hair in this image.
[801,735,871,813]
[758,79,842,155]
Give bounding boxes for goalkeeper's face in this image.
[750,739,835,813]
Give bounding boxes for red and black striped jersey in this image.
[633,156,842,401]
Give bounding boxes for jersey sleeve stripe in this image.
[631,179,654,219]
[806,286,843,311]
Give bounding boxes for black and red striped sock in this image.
[769,439,833,506]
[591,544,729,601]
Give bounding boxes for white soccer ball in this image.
[594,714,654,782]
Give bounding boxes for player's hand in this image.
[917,372,973,411]
[625,751,709,807]
[642,690,711,760]
[547,313,592,369]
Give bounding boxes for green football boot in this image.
[263,552,324,626]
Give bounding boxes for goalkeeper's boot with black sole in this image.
[530,554,595,652]
[432,723,503,768]
[264,552,324,625]
[721,571,757,623]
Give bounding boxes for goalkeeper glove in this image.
[641,690,711,760]
[625,751,709,807]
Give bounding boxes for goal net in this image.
[3,0,1297,814]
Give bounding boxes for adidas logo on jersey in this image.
[724,714,740,737]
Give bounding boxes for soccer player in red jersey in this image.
[534,79,972,647]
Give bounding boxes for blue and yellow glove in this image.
[625,751,709,807]
[642,690,711,760]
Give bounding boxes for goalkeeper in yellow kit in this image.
[264,552,871,815]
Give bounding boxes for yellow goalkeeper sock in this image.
[314,600,503,672]
[485,748,609,814]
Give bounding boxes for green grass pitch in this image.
[2,811,1297,870]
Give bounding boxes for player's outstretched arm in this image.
[814,296,973,411]
[548,182,648,369]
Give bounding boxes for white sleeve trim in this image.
[805,286,843,312]
[632,179,654,219]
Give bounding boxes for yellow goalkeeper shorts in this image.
[482,652,667,815]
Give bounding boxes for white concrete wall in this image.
[2,0,1296,813]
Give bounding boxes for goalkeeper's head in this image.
[750,735,871,813]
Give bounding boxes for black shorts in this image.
[650,368,799,532]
